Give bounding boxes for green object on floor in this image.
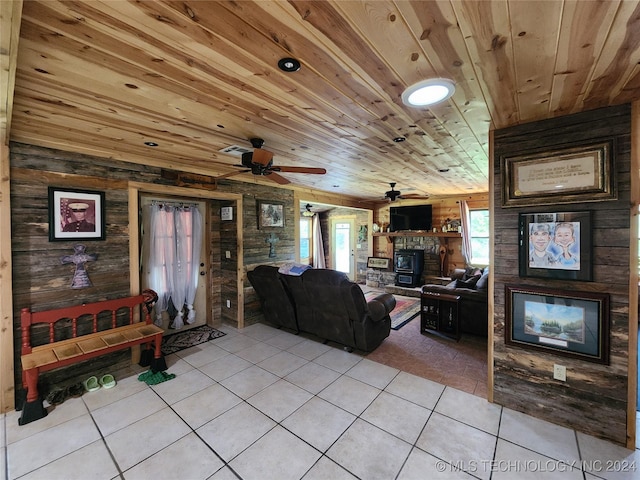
[83,376,100,392]
[138,370,176,385]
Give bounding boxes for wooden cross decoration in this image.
[266,233,279,258]
[60,244,98,289]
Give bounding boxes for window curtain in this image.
[147,203,202,329]
[312,214,326,268]
[459,200,472,265]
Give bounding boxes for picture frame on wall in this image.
[367,257,391,269]
[501,139,615,208]
[518,211,592,281]
[48,187,106,241]
[257,200,284,228]
[505,285,609,364]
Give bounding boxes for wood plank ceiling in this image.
[3,0,640,201]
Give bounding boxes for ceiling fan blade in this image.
[401,194,430,199]
[251,148,274,166]
[273,166,327,174]
[216,170,249,180]
[265,171,291,185]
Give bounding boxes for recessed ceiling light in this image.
[438,168,450,173]
[393,137,406,142]
[144,141,158,147]
[401,78,455,107]
[278,57,301,72]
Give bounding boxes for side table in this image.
[420,291,461,341]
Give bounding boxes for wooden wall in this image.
[492,104,633,446]
[373,194,489,275]
[7,143,291,400]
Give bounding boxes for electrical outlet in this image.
[225,250,231,259]
[226,299,231,308]
[553,364,566,381]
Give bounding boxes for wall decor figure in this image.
[266,233,279,258]
[60,244,98,289]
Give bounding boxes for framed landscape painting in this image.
[505,285,609,364]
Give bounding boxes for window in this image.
[469,209,490,266]
[300,217,311,264]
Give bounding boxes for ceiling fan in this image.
[217,138,326,185]
[382,182,430,202]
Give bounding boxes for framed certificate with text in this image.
[501,139,615,207]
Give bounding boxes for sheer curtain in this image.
[459,199,472,265]
[147,203,202,329]
[312,214,326,268]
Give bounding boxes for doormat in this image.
[161,325,226,355]
[364,291,421,330]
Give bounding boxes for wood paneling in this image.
[7,142,297,404]
[373,194,489,274]
[492,104,634,447]
[4,1,640,201]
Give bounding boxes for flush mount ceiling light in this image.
[278,57,301,72]
[302,204,315,217]
[401,78,455,107]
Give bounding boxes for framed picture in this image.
[501,139,615,207]
[48,187,105,241]
[505,285,609,364]
[519,211,592,281]
[367,257,391,269]
[257,200,284,228]
[221,206,233,221]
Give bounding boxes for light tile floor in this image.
[2,322,640,480]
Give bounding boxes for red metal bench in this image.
[19,289,165,425]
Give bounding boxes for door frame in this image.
[128,182,245,328]
[330,216,356,280]
[139,194,210,330]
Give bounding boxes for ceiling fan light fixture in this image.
[401,78,455,107]
[302,203,315,217]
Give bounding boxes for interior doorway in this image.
[331,217,356,280]
[140,194,209,331]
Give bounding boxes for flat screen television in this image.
[389,204,433,232]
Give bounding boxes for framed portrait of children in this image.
[518,211,592,281]
[48,187,106,241]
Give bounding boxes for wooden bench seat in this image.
[19,290,166,426]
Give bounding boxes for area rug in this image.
[364,290,421,330]
[161,325,226,355]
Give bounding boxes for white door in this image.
[332,218,356,280]
[140,195,209,330]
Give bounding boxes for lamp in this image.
[401,78,455,107]
[302,204,314,217]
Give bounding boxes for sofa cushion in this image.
[455,275,480,289]
[463,267,482,280]
[476,269,489,290]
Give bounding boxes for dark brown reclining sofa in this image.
[248,265,395,352]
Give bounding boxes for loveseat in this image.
[421,266,489,336]
[247,265,396,351]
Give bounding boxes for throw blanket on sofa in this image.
[278,263,312,276]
